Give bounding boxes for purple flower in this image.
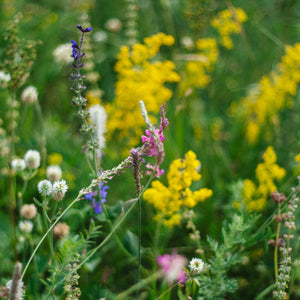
[99,182,109,199]
[84,183,109,214]
[77,25,93,32]
[92,198,106,214]
[71,40,80,60]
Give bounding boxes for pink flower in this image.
[157,253,188,284]
[141,103,169,177]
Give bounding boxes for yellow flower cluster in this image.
[294,154,300,175]
[234,146,286,211]
[48,153,63,165]
[105,33,180,152]
[181,38,219,91]
[143,151,213,227]
[211,7,247,49]
[180,7,246,92]
[231,43,300,144]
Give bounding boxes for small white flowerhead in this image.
[0,71,11,87]
[53,43,74,65]
[93,30,107,43]
[181,36,194,50]
[105,18,122,32]
[189,258,205,275]
[46,165,62,182]
[21,86,38,104]
[38,180,53,196]
[11,158,26,172]
[18,220,33,233]
[20,204,37,219]
[24,150,40,169]
[52,179,68,201]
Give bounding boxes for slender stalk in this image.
[75,176,153,272]
[137,193,142,299]
[274,203,281,281]
[21,196,79,280]
[34,101,47,170]
[42,205,55,264]
[8,88,18,260]
[114,271,162,300]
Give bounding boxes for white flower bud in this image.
[24,150,40,169]
[21,86,38,104]
[11,158,26,172]
[0,71,11,87]
[46,165,62,182]
[20,204,37,219]
[53,43,73,64]
[18,220,33,233]
[105,18,122,32]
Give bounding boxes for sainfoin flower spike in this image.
[157,252,188,284]
[140,101,168,177]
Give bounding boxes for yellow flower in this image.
[211,7,247,49]
[231,43,300,144]
[48,153,63,166]
[143,151,212,228]
[240,146,285,212]
[106,33,180,153]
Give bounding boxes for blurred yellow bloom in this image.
[180,38,219,91]
[48,153,63,166]
[143,151,213,228]
[211,7,247,50]
[293,154,300,175]
[231,43,300,144]
[105,33,180,153]
[239,146,286,212]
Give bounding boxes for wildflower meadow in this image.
[1,0,300,299]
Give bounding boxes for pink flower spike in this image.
[157,253,188,284]
[159,102,169,132]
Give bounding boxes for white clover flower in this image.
[189,258,205,274]
[0,71,11,87]
[21,86,38,104]
[18,220,33,233]
[52,179,68,201]
[181,36,194,50]
[11,158,26,172]
[88,104,107,151]
[38,179,53,196]
[105,18,122,32]
[93,30,108,42]
[53,43,73,64]
[46,165,62,182]
[24,150,40,169]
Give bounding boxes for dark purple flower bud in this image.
[71,40,80,60]
[77,24,93,33]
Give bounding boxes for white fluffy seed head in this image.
[46,165,62,182]
[11,158,26,172]
[24,150,41,169]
